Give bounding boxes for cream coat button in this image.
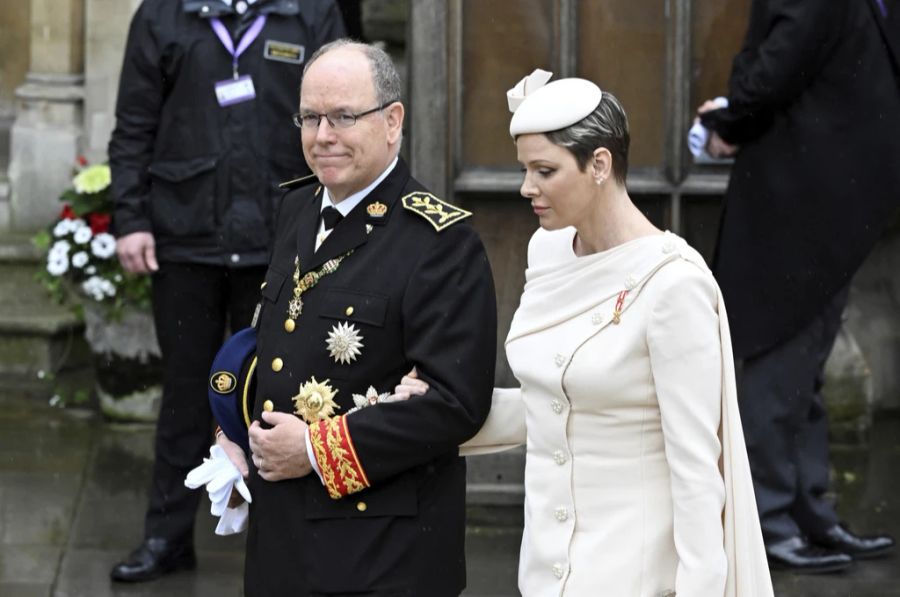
[553,450,567,465]
[554,354,565,367]
[554,507,568,522]
[550,400,564,414]
[552,563,564,579]
[591,312,604,325]
[624,274,637,290]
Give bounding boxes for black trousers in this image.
[144,262,264,544]
[738,285,849,545]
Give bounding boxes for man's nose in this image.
[314,117,337,142]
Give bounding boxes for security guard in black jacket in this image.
[216,41,498,596]
[108,0,344,582]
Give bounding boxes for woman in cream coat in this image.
[401,71,773,597]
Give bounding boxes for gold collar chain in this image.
[287,250,353,321]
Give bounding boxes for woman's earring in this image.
[596,176,605,186]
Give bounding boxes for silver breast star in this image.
[326,322,364,364]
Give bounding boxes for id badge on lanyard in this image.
[210,15,266,107]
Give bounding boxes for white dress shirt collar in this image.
[320,156,399,217]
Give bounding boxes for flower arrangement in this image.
[33,158,152,319]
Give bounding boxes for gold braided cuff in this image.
[309,414,370,499]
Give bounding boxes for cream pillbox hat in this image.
[507,69,603,137]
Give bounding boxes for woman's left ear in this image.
[591,148,612,184]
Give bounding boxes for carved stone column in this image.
[7,0,85,231]
[83,0,141,162]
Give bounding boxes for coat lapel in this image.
[304,158,411,271]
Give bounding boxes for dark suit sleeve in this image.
[108,4,163,237]
[704,0,845,144]
[307,224,497,498]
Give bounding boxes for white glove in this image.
[185,445,252,535]
[688,96,730,163]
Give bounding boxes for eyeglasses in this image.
[292,100,398,130]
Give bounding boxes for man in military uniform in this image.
[217,40,498,596]
[108,0,345,582]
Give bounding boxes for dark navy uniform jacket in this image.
[109,0,344,266]
[244,157,498,596]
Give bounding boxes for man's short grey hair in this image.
[543,92,630,185]
[303,39,402,106]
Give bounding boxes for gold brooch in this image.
[326,322,364,364]
[292,377,340,424]
[366,201,387,218]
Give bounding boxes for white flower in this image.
[81,276,105,301]
[90,233,116,259]
[53,220,72,237]
[73,224,93,244]
[47,253,69,276]
[85,266,97,275]
[50,240,71,256]
[113,273,123,282]
[101,279,116,297]
[71,251,89,268]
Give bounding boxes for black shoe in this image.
[766,536,853,574]
[811,524,895,559]
[109,538,196,582]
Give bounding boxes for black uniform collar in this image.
[296,157,412,272]
[182,0,300,18]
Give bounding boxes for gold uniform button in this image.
[356,501,367,512]
[284,319,296,333]
[271,357,284,372]
[345,306,354,316]
[263,400,274,412]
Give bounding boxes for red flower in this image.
[87,212,111,234]
[59,204,77,220]
[76,155,89,167]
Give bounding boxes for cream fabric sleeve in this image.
[459,387,526,456]
[647,261,728,597]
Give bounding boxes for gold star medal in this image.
[326,322,364,364]
[292,377,339,424]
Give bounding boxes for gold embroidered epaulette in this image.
[309,414,370,499]
[278,173,319,190]
[401,192,472,232]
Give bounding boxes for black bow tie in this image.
[321,206,343,231]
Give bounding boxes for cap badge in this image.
[210,371,237,394]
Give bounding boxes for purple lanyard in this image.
[210,14,267,79]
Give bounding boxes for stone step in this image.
[0,234,90,382]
